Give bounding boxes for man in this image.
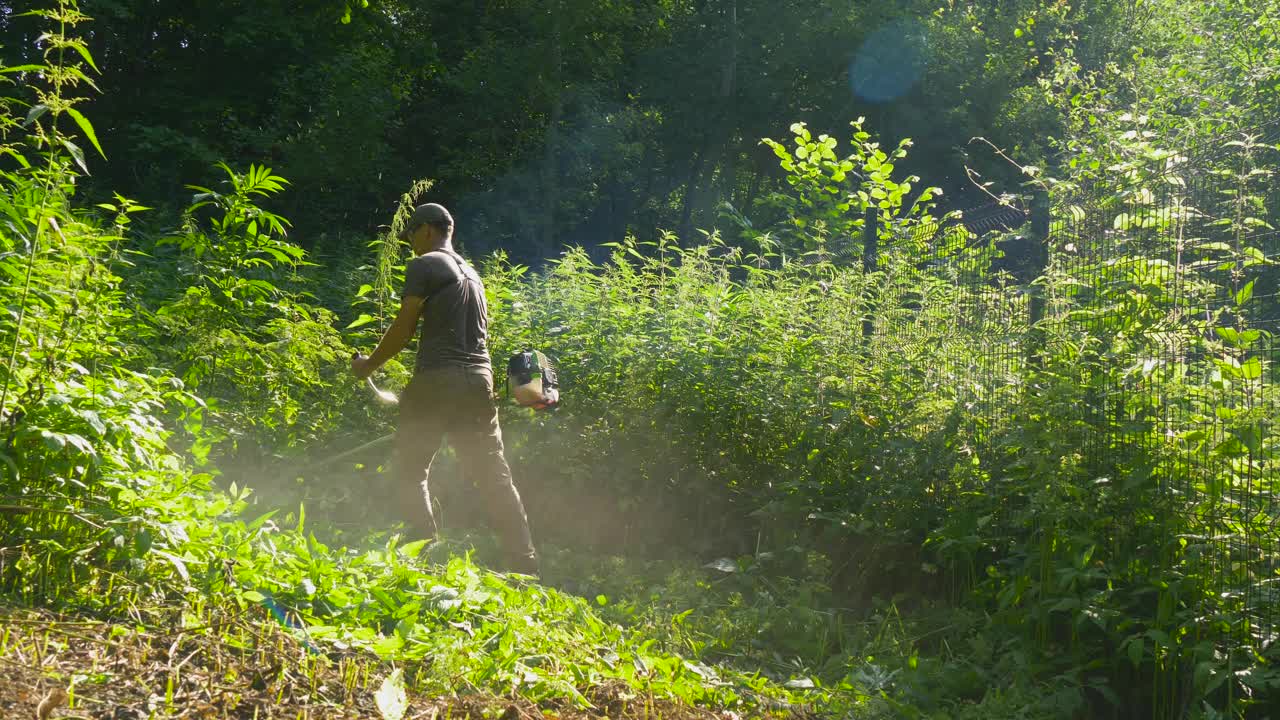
[351,202,538,575]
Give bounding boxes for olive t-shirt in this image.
[401,250,491,371]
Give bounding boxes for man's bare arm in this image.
[353,295,424,378]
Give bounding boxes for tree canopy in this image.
[9,0,1264,262]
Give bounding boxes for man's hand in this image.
[352,296,424,381]
[351,354,375,380]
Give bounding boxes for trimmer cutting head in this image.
[366,377,399,405]
[354,353,399,405]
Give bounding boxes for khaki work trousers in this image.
[393,365,538,574]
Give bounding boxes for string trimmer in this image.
[365,375,399,406]
[282,356,397,478]
[354,352,399,406]
[290,349,558,478]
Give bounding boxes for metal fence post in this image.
[862,205,879,342]
[1027,190,1050,367]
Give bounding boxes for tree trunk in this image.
[540,0,564,257]
[689,0,739,236]
[721,144,739,210]
[744,168,761,210]
[678,149,706,242]
[608,175,631,245]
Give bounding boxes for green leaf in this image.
[58,137,89,174]
[1241,356,1262,380]
[64,40,99,72]
[40,430,66,449]
[242,590,267,603]
[1126,637,1143,667]
[399,539,428,558]
[247,510,278,531]
[134,529,152,555]
[1243,246,1267,265]
[154,550,190,583]
[356,284,375,297]
[1235,425,1262,454]
[62,433,96,457]
[1235,280,1254,307]
[346,313,377,329]
[1,147,31,169]
[63,65,100,92]
[371,635,404,658]
[23,103,50,127]
[0,451,19,483]
[260,247,296,265]
[75,408,107,436]
[1215,357,1243,379]
[375,669,408,720]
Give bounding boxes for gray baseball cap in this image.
[397,203,454,240]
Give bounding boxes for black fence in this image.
[861,125,1280,714]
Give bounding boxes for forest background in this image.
[2,0,1161,260]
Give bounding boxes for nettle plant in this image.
[1168,133,1280,713]
[167,162,305,303]
[0,1,210,601]
[340,178,434,394]
[145,163,356,460]
[939,126,1280,716]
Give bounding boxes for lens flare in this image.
[849,18,931,103]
